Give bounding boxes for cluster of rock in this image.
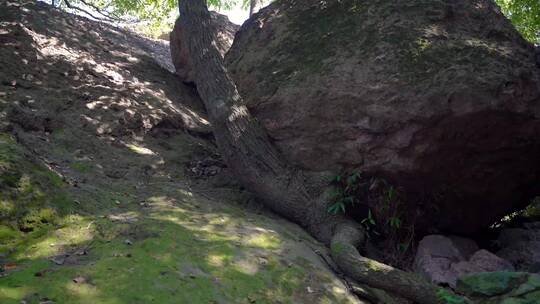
[415,224,540,302]
[414,235,514,288]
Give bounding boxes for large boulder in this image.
[170,11,239,83]
[225,0,540,233]
[456,272,540,303]
[497,222,540,272]
[414,235,477,286]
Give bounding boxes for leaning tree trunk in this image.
[178,1,459,303]
[249,0,256,17]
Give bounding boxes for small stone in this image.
[124,239,132,245]
[73,276,86,284]
[39,297,54,304]
[307,286,314,293]
[51,256,65,265]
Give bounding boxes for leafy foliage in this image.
[53,0,539,44]
[327,171,361,214]
[496,0,540,44]
[53,0,253,37]
[360,209,379,239]
[54,0,242,24]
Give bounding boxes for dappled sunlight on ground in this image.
[1,186,358,303]
[0,1,362,303]
[13,215,95,261]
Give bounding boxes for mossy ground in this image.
[0,2,359,303]
[0,133,355,304]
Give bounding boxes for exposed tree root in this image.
[331,222,446,304]
[177,1,465,303]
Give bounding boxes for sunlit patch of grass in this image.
[207,253,227,267]
[0,286,32,302]
[13,216,94,260]
[245,231,282,250]
[65,281,101,301]
[0,135,354,303]
[126,143,156,155]
[1,189,356,304]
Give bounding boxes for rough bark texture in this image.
[225,0,540,234]
[178,0,459,303]
[170,11,238,83]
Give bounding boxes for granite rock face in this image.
[226,0,540,233]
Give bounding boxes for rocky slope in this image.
[0,1,360,303]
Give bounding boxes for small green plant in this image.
[387,216,402,230]
[360,209,379,238]
[327,171,361,214]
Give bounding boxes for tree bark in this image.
[177,1,462,303]
[249,0,261,17]
[249,0,256,17]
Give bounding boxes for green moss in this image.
[0,133,74,256]
[437,288,469,304]
[261,0,368,86]
[250,0,527,98]
[330,242,346,256]
[0,224,19,242]
[18,208,58,232]
[0,214,310,304]
[70,161,92,173]
[457,272,528,297]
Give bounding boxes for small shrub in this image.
[327,171,361,214]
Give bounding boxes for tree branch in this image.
[61,0,122,22]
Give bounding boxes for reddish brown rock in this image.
[170,11,238,83]
[226,0,540,233]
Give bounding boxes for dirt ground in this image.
[0,1,362,303]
